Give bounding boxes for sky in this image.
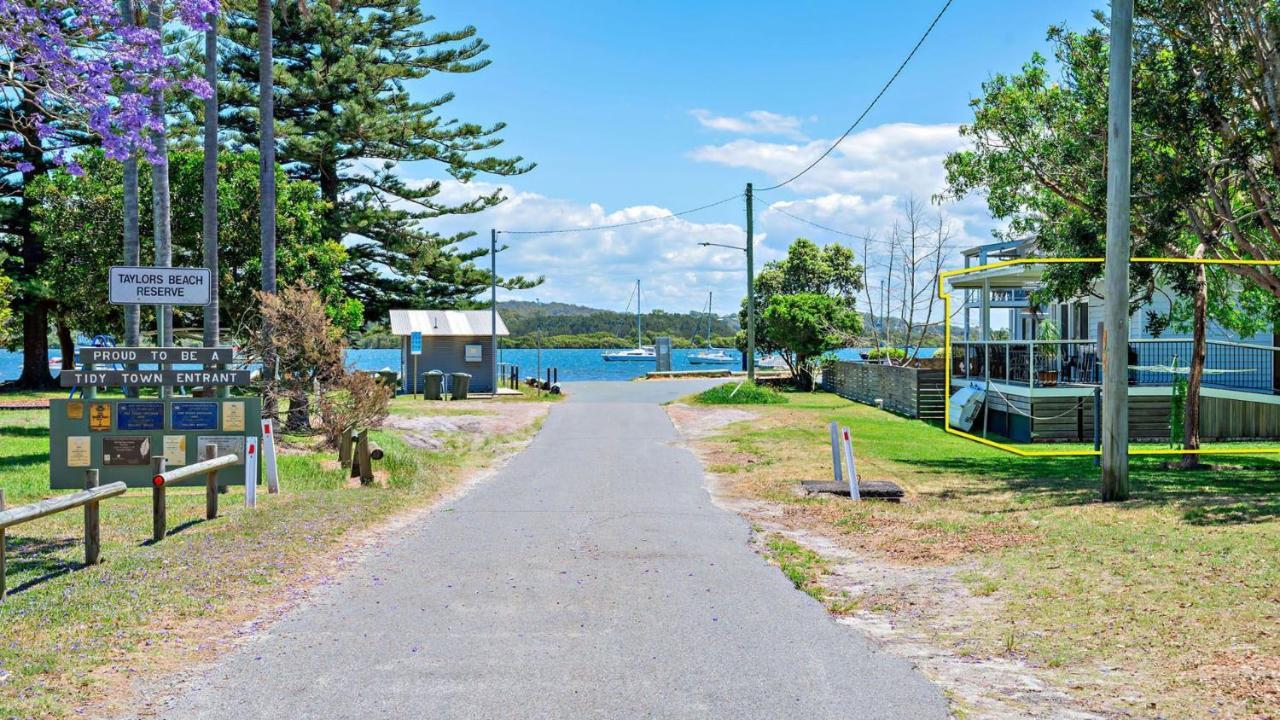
[400,1,1102,316]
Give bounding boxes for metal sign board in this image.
[109,266,211,306]
[410,331,422,354]
[197,435,245,462]
[102,436,151,466]
[79,346,234,365]
[117,401,165,430]
[171,401,219,430]
[60,369,252,388]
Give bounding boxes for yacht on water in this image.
[688,291,736,365]
[602,280,657,362]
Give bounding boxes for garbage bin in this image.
[423,370,444,400]
[450,372,471,400]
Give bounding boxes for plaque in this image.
[88,402,112,431]
[171,401,218,431]
[102,436,151,466]
[163,435,187,466]
[66,400,84,420]
[196,436,244,463]
[117,401,165,431]
[222,401,245,432]
[67,436,91,467]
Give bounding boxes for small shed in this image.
[388,309,509,394]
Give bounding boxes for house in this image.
[388,309,509,395]
[947,241,1280,442]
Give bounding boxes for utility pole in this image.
[1101,0,1133,501]
[745,182,756,382]
[491,229,498,395]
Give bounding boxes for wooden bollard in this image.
[151,456,167,542]
[339,428,353,467]
[204,444,218,520]
[368,440,384,461]
[84,469,101,566]
[357,430,373,485]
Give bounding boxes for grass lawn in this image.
[688,389,1280,718]
[0,392,544,719]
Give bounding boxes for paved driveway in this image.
[132,380,945,719]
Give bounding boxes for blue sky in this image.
[405,1,1101,314]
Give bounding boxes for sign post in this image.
[244,436,259,508]
[109,266,213,400]
[260,418,279,494]
[410,331,422,398]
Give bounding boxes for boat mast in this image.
[636,279,642,348]
[707,291,713,346]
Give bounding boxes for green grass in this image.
[694,381,789,405]
[764,534,829,602]
[0,398,541,718]
[691,391,1280,717]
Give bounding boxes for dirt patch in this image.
[1194,650,1280,716]
[668,402,1118,720]
[383,400,550,450]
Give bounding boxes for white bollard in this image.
[260,419,280,494]
[244,436,259,508]
[841,426,861,501]
[829,422,843,485]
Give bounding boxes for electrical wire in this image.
[497,192,744,236]
[756,0,955,193]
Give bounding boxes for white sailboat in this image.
[602,280,656,362]
[689,291,736,365]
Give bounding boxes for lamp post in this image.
[699,239,755,382]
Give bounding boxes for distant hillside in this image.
[498,301,739,342]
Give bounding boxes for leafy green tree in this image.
[28,149,358,353]
[761,293,862,389]
[739,237,864,378]
[0,267,13,346]
[216,0,540,318]
[944,11,1280,465]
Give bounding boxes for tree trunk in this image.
[285,390,311,433]
[56,319,75,371]
[202,19,220,349]
[1179,260,1208,469]
[147,0,173,399]
[13,89,55,389]
[258,0,276,295]
[120,0,140,352]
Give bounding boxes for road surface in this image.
[132,380,945,719]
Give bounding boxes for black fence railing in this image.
[950,339,1278,394]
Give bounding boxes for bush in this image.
[866,347,906,361]
[315,370,392,448]
[696,381,789,405]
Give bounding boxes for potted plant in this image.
[1035,319,1061,386]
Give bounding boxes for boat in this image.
[688,291,737,365]
[602,280,657,363]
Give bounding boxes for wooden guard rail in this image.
[0,474,127,601]
[150,445,239,542]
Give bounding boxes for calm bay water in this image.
[0,347,749,384]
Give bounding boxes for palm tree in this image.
[202,13,219,348]
[258,0,275,295]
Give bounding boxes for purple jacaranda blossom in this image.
[0,0,218,172]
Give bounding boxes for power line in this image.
[763,203,899,248]
[497,192,744,236]
[756,0,954,193]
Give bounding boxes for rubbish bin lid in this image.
[451,372,471,378]
[426,369,443,375]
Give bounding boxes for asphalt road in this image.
[134,380,945,719]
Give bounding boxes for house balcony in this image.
[950,339,1280,396]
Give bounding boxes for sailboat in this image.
[602,280,656,362]
[689,291,736,365]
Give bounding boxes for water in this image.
[0,347,746,384]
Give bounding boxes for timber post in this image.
[339,428,353,467]
[151,456,167,542]
[0,488,6,600]
[204,444,218,520]
[84,469,101,566]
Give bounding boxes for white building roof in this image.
[388,309,509,337]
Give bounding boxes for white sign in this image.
[465,343,482,362]
[109,266,211,306]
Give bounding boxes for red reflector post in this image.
[152,475,166,487]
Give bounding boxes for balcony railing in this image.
[950,339,1279,394]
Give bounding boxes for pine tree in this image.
[219,0,539,318]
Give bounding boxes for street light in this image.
[699,236,756,382]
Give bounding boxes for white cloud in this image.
[690,109,807,140]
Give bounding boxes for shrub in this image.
[316,370,392,448]
[696,381,789,405]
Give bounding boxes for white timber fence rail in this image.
[149,445,239,542]
[820,361,946,420]
[0,474,128,601]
